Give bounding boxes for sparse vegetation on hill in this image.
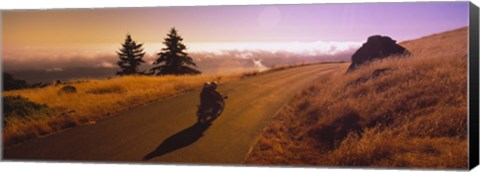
[241,61,347,78]
[245,27,468,169]
[3,95,52,119]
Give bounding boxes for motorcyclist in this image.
[198,81,227,123]
[200,82,212,106]
[200,81,223,108]
[209,81,223,103]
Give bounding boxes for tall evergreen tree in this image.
[116,34,146,76]
[150,28,201,75]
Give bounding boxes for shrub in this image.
[2,95,54,129]
[58,85,77,95]
[3,95,49,118]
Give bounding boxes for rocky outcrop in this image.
[58,85,77,95]
[347,35,410,72]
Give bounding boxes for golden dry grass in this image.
[3,73,239,146]
[245,27,468,169]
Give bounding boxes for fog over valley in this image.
[3,41,359,83]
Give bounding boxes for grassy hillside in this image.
[3,73,240,146]
[245,27,468,169]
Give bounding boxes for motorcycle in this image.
[197,95,228,123]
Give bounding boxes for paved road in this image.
[4,63,345,165]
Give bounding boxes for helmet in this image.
[203,82,211,88]
[210,81,218,89]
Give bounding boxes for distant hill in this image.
[8,67,116,84]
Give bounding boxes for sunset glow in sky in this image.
[1,2,469,63]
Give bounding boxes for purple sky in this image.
[2,1,470,72]
[4,1,469,45]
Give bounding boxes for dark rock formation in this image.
[3,72,27,91]
[347,35,410,72]
[58,85,77,95]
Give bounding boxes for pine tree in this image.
[116,34,146,76]
[150,28,201,75]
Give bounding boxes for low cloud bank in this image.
[3,43,359,83]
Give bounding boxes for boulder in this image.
[30,82,49,88]
[53,80,63,86]
[58,85,77,95]
[347,35,410,72]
